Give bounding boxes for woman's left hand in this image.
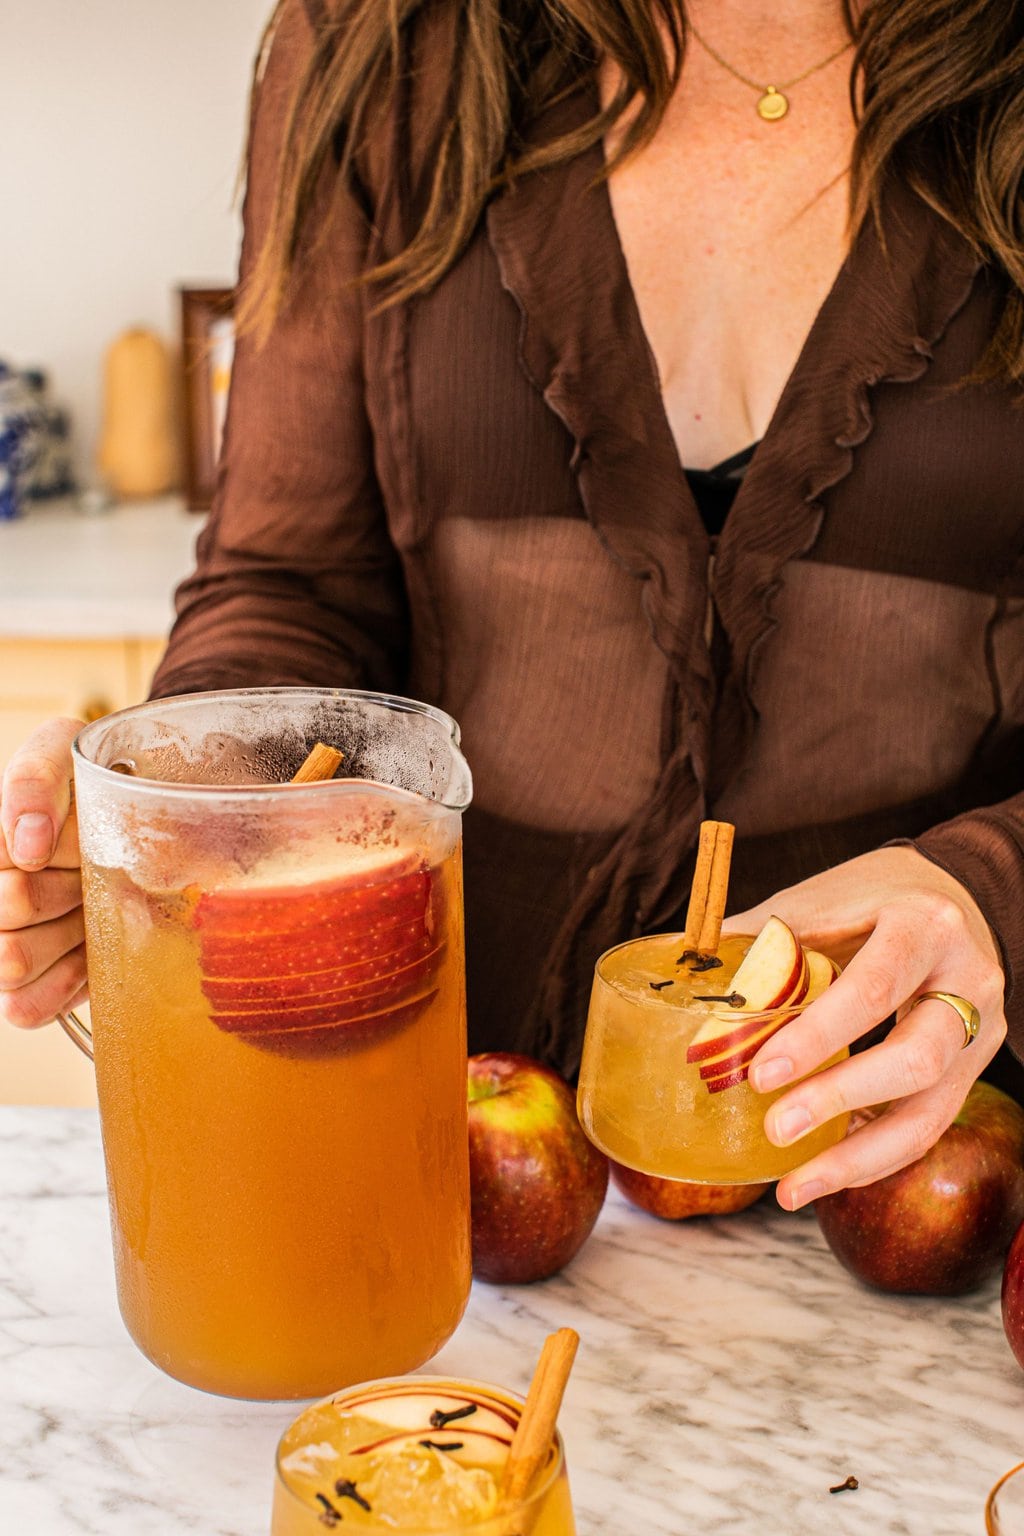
[723,846,1007,1212]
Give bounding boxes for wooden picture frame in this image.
[179,285,235,512]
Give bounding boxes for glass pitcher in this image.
[59,687,473,1400]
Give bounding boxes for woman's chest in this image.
[600,67,855,467]
[365,212,1023,604]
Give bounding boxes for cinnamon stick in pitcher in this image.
[500,1327,579,1515]
[682,819,735,957]
[290,742,344,784]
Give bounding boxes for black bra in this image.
[683,440,759,536]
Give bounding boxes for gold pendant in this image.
[757,86,789,121]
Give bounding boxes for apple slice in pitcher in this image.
[193,850,446,1047]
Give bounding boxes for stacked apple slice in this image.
[193,850,445,1051]
[326,1383,518,1467]
[684,916,837,1094]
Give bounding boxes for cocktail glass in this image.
[576,931,849,1184]
[271,1376,576,1534]
[987,1462,1024,1534]
[58,687,473,1399]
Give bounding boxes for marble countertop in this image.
[2,1107,1020,1535]
[0,497,201,638]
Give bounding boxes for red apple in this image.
[193,857,445,1045]
[815,1081,1024,1294]
[1002,1220,1024,1370]
[610,1160,771,1219]
[467,1053,608,1284]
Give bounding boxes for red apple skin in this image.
[610,1161,770,1220]
[686,1011,783,1065]
[704,1065,751,1093]
[685,956,810,1066]
[815,1082,1024,1295]
[468,1053,608,1284]
[698,956,838,1088]
[194,863,444,1044]
[697,1018,787,1079]
[1002,1220,1024,1370]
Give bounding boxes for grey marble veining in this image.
[0,1107,1020,1534]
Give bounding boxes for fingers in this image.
[0,908,86,991]
[0,942,88,1031]
[724,846,970,969]
[760,997,975,1160]
[741,890,1006,1209]
[0,867,84,931]
[0,718,82,872]
[724,850,1007,1209]
[766,1005,962,1144]
[772,1042,1001,1212]
[764,992,1005,1210]
[749,894,1002,1094]
[0,724,86,1032]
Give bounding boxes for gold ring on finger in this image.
[911,990,981,1049]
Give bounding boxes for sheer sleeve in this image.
[150,0,409,701]
[911,792,1024,1044]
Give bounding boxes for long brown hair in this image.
[244,0,1024,383]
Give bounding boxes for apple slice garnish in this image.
[194,855,445,1048]
[698,941,838,1093]
[704,1064,753,1094]
[697,1014,793,1081]
[686,1008,788,1069]
[685,916,806,1066]
[728,915,806,1011]
[804,947,838,996]
[335,1385,518,1470]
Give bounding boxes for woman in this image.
[1,0,1020,1214]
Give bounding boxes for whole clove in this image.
[693,991,746,1007]
[316,1491,342,1526]
[430,1402,478,1429]
[335,1478,372,1511]
[419,1439,464,1453]
[829,1475,859,1494]
[683,953,724,972]
[649,979,674,991]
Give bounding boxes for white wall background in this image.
[1,0,272,484]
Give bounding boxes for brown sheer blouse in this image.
[152,0,1024,1080]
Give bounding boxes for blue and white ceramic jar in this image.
[0,362,40,519]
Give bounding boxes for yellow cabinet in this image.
[0,635,167,1106]
[0,636,166,769]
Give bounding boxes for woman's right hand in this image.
[0,718,87,1029]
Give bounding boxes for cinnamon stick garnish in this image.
[290,742,344,784]
[683,819,734,958]
[500,1328,578,1516]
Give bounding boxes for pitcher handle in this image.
[57,1009,94,1061]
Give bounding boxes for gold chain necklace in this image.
[687,20,853,121]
